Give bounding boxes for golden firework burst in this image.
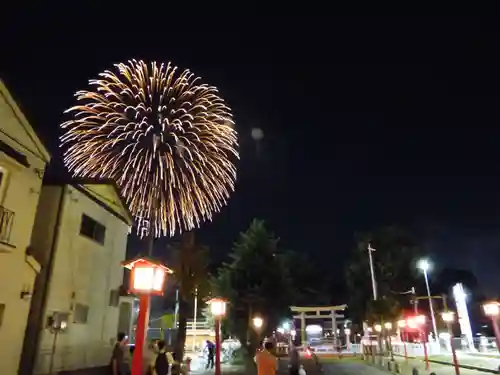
[61,59,239,237]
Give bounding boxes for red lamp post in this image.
[483,302,500,353]
[397,320,408,360]
[208,298,227,375]
[441,311,460,375]
[407,315,429,371]
[122,257,173,375]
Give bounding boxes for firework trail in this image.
[61,60,239,237]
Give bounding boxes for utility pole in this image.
[368,244,378,300]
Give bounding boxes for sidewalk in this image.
[389,355,498,375]
[423,352,500,372]
[189,353,255,375]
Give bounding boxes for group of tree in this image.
[166,221,483,358]
[345,225,482,331]
[167,219,328,359]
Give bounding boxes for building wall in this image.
[0,85,49,375]
[31,184,129,374]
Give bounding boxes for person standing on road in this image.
[256,342,277,375]
[110,332,130,375]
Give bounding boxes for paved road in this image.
[321,361,390,375]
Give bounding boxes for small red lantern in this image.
[122,257,173,296]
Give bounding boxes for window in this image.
[80,214,106,244]
[109,289,119,307]
[0,304,5,327]
[73,303,89,324]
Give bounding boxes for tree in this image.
[282,250,332,306]
[212,219,294,355]
[345,226,423,323]
[169,231,210,360]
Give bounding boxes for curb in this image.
[393,354,500,374]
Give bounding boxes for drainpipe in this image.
[18,185,66,375]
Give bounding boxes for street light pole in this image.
[208,298,227,375]
[368,244,378,300]
[192,287,198,352]
[418,259,438,341]
[423,268,438,341]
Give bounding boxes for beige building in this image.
[24,181,133,374]
[0,80,51,375]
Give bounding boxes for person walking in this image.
[256,342,277,375]
[205,340,215,369]
[149,340,170,375]
[110,332,130,375]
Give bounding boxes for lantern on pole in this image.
[122,257,173,375]
[207,297,227,375]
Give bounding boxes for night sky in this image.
[3,13,500,297]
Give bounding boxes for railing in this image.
[0,205,14,244]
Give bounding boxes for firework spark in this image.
[61,59,239,237]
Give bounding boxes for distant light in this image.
[252,316,264,329]
[282,322,291,331]
[306,325,323,334]
[277,328,285,334]
[441,311,455,323]
[251,128,264,141]
[483,302,500,318]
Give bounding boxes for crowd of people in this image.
[109,332,191,375]
[109,332,305,375]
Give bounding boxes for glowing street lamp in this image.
[384,322,392,330]
[441,311,460,375]
[483,302,500,353]
[253,316,264,330]
[208,298,227,375]
[122,257,173,375]
[417,259,438,341]
[374,324,382,333]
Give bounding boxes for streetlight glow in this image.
[417,259,430,271]
[441,311,455,323]
[208,298,227,317]
[252,316,264,329]
[384,322,393,330]
[374,324,382,332]
[397,320,406,328]
[483,302,500,318]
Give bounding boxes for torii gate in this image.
[290,305,347,345]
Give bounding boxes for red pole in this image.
[492,318,500,353]
[450,336,460,375]
[403,331,408,360]
[422,330,429,371]
[132,295,149,375]
[215,317,221,375]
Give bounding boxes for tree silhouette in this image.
[212,219,293,355]
[169,231,210,360]
[346,226,423,323]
